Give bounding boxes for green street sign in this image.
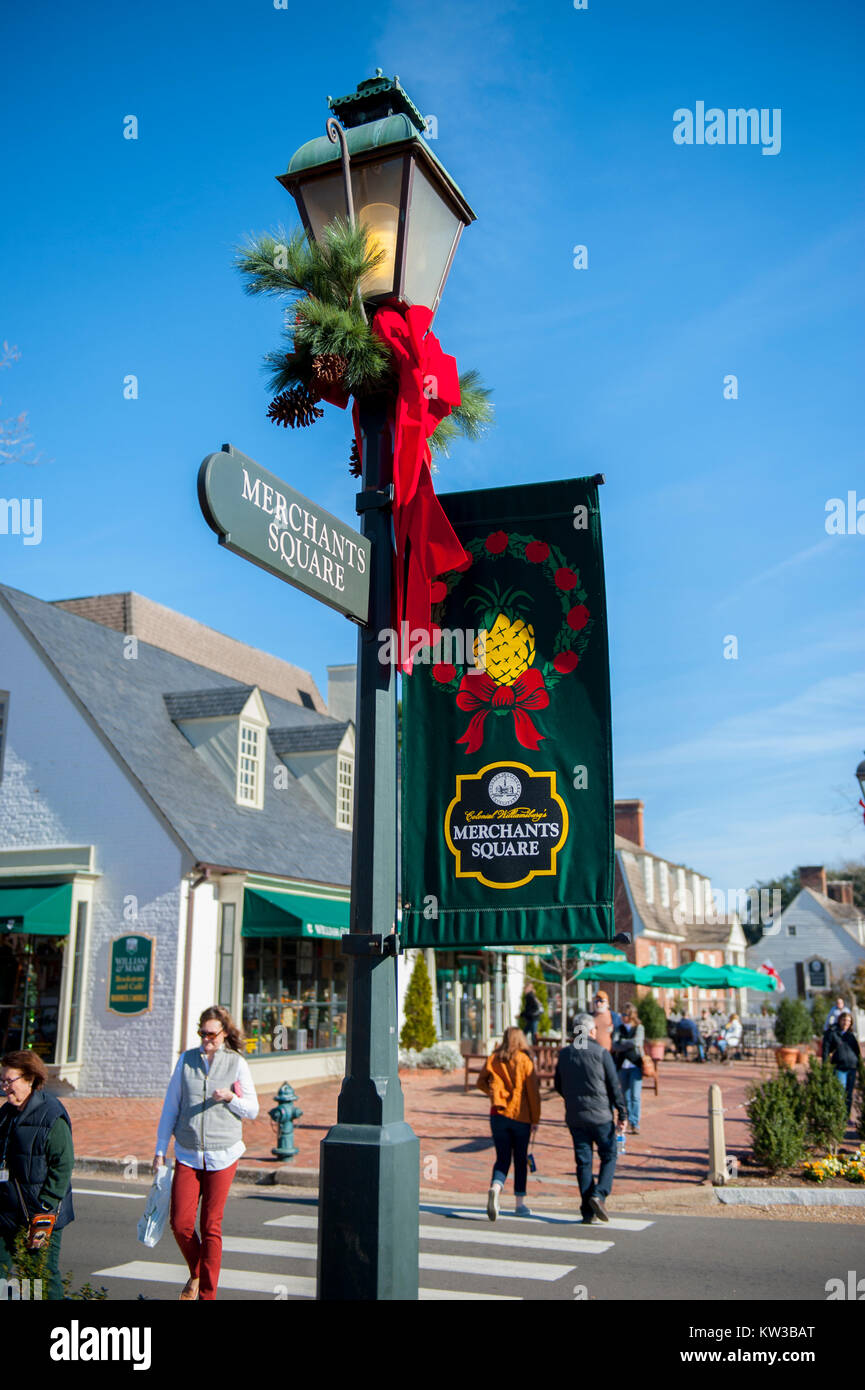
[198,443,371,624]
[107,934,155,1016]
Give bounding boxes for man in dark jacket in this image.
[522,983,543,1044]
[822,1012,860,1117]
[554,1013,627,1223]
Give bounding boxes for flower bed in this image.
[802,1145,865,1184]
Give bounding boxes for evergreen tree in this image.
[803,1057,849,1152]
[746,1071,807,1173]
[521,958,551,1035]
[637,993,668,1041]
[400,953,437,1051]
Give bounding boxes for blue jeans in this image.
[569,1120,618,1218]
[834,1069,856,1116]
[490,1114,532,1197]
[620,1067,642,1128]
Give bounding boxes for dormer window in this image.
[337,753,354,829]
[238,721,264,808]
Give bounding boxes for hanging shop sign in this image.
[107,934,155,1016]
[401,476,613,948]
[198,443,371,623]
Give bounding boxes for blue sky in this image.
[1,0,863,890]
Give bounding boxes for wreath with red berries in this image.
[426,529,594,692]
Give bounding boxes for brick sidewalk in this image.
[59,1055,772,1197]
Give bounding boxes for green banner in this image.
[401,476,613,948]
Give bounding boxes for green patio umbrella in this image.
[714,964,778,992]
[575,961,641,983]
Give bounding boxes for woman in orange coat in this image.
[477,1027,541,1220]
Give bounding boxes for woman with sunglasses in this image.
[153,1005,259,1300]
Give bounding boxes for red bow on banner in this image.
[371,305,469,674]
[455,669,550,755]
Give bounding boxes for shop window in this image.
[337,754,354,829]
[0,932,64,1062]
[242,936,347,1055]
[218,903,235,1008]
[237,722,264,809]
[65,902,88,1064]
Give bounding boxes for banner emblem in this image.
[445,761,569,890]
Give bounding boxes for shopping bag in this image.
[137,1165,172,1248]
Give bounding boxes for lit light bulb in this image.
[358,203,399,297]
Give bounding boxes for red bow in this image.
[455,668,550,755]
[371,306,469,673]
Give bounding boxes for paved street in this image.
[62,1057,791,1196]
[60,1178,864,1302]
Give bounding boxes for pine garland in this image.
[235,218,494,452]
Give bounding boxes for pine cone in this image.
[349,439,362,477]
[267,387,324,429]
[311,354,348,391]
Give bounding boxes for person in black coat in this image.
[554,1013,627,1224]
[0,1050,74,1300]
[521,983,543,1044]
[822,1012,860,1117]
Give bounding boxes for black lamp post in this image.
[279,72,475,1300]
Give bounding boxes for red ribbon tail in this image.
[456,711,488,755]
[512,708,546,750]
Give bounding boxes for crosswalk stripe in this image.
[94,1260,522,1300]
[418,1226,612,1255]
[419,1287,521,1300]
[264,1214,610,1253]
[224,1236,573,1281]
[419,1252,572,1281]
[93,1261,316,1296]
[71,1188,145,1200]
[223,1236,316,1259]
[420,1204,653,1231]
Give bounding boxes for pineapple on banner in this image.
[401,477,613,949]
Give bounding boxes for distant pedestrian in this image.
[674,1015,704,1061]
[476,1027,541,1220]
[716,1013,742,1063]
[824,998,847,1032]
[154,1005,259,1300]
[591,991,622,1051]
[0,1050,74,1300]
[822,1011,860,1117]
[612,1004,645,1134]
[554,1013,627,1224]
[521,983,543,1044]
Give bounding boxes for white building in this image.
[0,585,357,1094]
[746,865,865,1010]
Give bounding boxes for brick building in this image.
[611,799,749,1016]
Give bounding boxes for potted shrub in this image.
[637,993,669,1062]
[773,998,812,1068]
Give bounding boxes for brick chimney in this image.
[615,799,644,848]
[799,865,827,896]
[827,880,854,906]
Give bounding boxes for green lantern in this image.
[278,70,475,317]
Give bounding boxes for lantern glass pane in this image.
[351,158,404,298]
[403,162,462,309]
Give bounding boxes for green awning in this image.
[0,884,73,936]
[241,888,350,940]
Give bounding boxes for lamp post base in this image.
[317,1120,420,1300]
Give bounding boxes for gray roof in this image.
[270,723,350,755]
[164,688,256,720]
[0,585,351,887]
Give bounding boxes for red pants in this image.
[169,1160,237,1300]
